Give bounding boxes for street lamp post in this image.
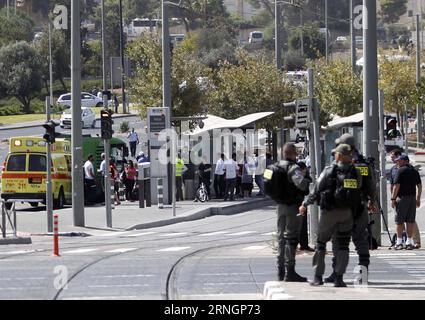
[275,1,283,70]
[325,0,329,61]
[119,0,127,114]
[416,13,423,147]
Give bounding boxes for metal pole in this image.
[416,14,423,147]
[101,0,112,227]
[162,1,173,206]
[350,0,357,73]
[14,0,16,15]
[308,69,319,244]
[363,0,380,244]
[119,0,127,114]
[325,0,329,61]
[7,0,9,19]
[275,1,283,70]
[378,90,388,233]
[71,0,85,227]
[405,105,409,152]
[300,6,304,57]
[172,130,176,217]
[46,97,53,233]
[49,22,54,109]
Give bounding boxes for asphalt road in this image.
[0,206,425,300]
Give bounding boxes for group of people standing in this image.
[275,133,385,287]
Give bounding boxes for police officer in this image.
[325,134,377,284]
[276,143,312,282]
[299,144,362,287]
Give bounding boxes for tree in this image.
[288,22,326,60]
[0,8,34,47]
[123,0,159,24]
[313,58,362,119]
[207,50,298,130]
[380,0,408,24]
[33,27,70,92]
[0,41,43,114]
[127,34,211,120]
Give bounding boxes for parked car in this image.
[249,31,264,44]
[335,36,348,44]
[60,107,96,129]
[57,92,103,109]
[355,36,363,48]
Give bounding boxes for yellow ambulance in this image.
[0,137,72,209]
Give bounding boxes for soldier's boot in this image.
[284,266,307,282]
[310,276,324,286]
[277,266,285,281]
[334,275,347,288]
[324,272,336,283]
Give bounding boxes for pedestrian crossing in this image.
[376,252,425,281]
[102,230,277,238]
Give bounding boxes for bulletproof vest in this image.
[263,160,300,205]
[354,161,372,199]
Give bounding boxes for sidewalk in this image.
[10,197,273,238]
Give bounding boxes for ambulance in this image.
[0,137,72,209]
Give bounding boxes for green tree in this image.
[207,51,298,130]
[0,41,43,114]
[380,0,408,24]
[288,22,326,59]
[127,34,211,120]
[313,58,362,119]
[123,0,159,24]
[33,27,70,92]
[0,8,34,46]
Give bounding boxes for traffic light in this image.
[43,120,59,144]
[101,109,114,139]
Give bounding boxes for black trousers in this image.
[214,174,225,198]
[129,141,137,157]
[299,213,309,248]
[176,176,184,201]
[124,179,135,200]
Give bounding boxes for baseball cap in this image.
[395,154,409,161]
[335,133,355,147]
[332,144,353,156]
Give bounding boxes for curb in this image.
[126,198,274,231]
[0,114,138,131]
[0,237,32,245]
[263,281,293,300]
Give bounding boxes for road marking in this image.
[63,296,141,300]
[63,248,98,254]
[261,232,276,236]
[242,246,267,251]
[199,231,228,237]
[376,253,417,256]
[203,282,263,286]
[227,231,256,236]
[199,273,271,276]
[157,246,190,252]
[97,232,129,237]
[0,250,36,255]
[160,232,188,237]
[105,248,138,253]
[91,274,154,279]
[88,284,151,288]
[0,287,45,290]
[124,232,157,237]
[0,277,45,281]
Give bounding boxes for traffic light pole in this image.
[103,96,112,228]
[416,13,423,147]
[45,97,53,233]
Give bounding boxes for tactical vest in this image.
[176,158,185,177]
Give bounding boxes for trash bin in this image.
[138,162,151,208]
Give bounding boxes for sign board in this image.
[295,99,311,129]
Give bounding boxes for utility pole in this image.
[45,97,53,233]
[71,0,85,227]
[162,1,174,209]
[300,6,304,57]
[363,0,380,244]
[378,90,388,233]
[350,0,357,73]
[275,1,283,70]
[119,0,127,114]
[49,22,53,109]
[416,13,423,147]
[101,0,112,227]
[325,0,329,61]
[7,0,9,19]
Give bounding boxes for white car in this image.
[57,92,103,109]
[60,107,96,129]
[249,31,264,44]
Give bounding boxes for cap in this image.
[332,144,353,156]
[335,133,355,147]
[395,154,409,161]
[101,153,105,158]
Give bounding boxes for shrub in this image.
[120,120,129,133]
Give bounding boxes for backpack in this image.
[263,160,298,205]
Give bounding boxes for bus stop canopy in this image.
[326,112,363,130]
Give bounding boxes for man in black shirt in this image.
[391,154,422,250]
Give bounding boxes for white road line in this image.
[88,284,151,288]
[0,277,45,281]
[199,231,228,237]
[376,253,417,257]
[91,274,154,279]
[63,296,141,300]
[380,261,425,264]
[0,287,44,290]
[96,232,129,237]
[105,248,138,253]
[124,232,157,237]
[157,246,190,252]
[227,231,256,236]
[63,248,98,254]
[242,246,267,251]
[199,273,271,276]
[203,282,262,286]
[0,250,36,255]
[261,232,276,236]
[159,232,188,237]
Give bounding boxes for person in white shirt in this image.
[223,153,239,201]
[214,153,225,198]
[98,153,106,191]
[84,154,96,205]
[127,128,139,158]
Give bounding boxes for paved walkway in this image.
[5,197,272,238]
